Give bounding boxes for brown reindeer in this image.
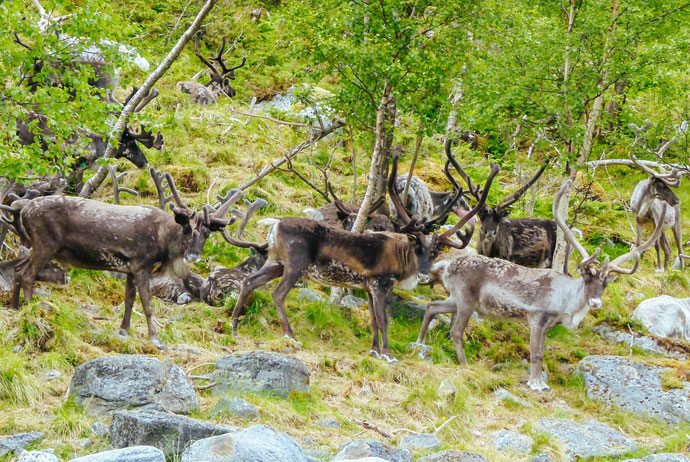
[411,180,667,391]
[177,33,246,105]
[0,247,68,292]
[8,173,235,350]
[228,154,499,361]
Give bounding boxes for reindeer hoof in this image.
[118,329,129,338]
[408,342,432,360]
[369,350,380,359]
[151,338,168,351]
[284,335,302,349]
[381,354,398,364]
[526,380,550,392]
[655,268,665,274]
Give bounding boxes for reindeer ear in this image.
[336,210,350,221]
[172,206,192,227]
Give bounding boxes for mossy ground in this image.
[2,1,690,461]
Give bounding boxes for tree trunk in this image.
[551,185,570,273]
[351,83,394,234]
[402,121,424,203]
[79,0,219,198]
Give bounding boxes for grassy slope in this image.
[1,1,690,461]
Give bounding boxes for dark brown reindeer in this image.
[630,155,688,271]
[8,173,235,350]
[229,154,499,362]
[0,247,68,292]
[177,33,246,105]
[411,180,667,391]
[447,139,559,269]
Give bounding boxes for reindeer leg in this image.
[134,272,166,351]
[527,313,555,392]
[231,262,283,331]
[15,251,49,308]
[368,281,395,363]
[366,292,380,357]
[413,296,457,346]
[673,205,684,270]
[119,274,136,337]
[449,302,474,366]
[654,239,664,272]
[661,233,672,271]
[271,266,306,347]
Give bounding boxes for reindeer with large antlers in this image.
[177,33,246,105]
[447,140,561,269]
[630,155,688,271]
[228,154,499,361]
[411,180,667,391]
[9,173,236,350]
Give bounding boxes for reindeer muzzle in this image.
[184,253,201,264]
[588,298,603,308]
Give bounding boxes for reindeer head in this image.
[631,154,682,207]
[116,88,164,168]
[554,180,668,308]
[194,33,246,98]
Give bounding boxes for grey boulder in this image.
[69,446,165,462]
[18,451,58,462]
[0,432,44,456]
[579,355,690,424]
[530,454,553,462]
[534,418,637,461]
[314,417,341,429]
[418,450,488,462]
[181,425,306,462]
[211,350,310,398]
[212,397,260,419]
[595,323,686,358]
[398,433,441,451]
[69,355,198,417]
[622,456,690,462]
[492,430,532,454]
[333,440,412,462]
[632,295,690,340]
[110,410,233,457]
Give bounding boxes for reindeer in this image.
[7,173,235,350]
[447,139,561,269]
[411,180,667,391]
[177,33,246,105]
[228,154,499,362]
[0,247,68,292]
[630,155,687,271]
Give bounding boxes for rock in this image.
[418,450,488,462]
[438,381,457,399]
[390,295,425,322]
[494,388,531,407]
[42,370,61,381]
[622,456,690,462]
[110,410,233,457]
[530,454,552,462]
[181,425,307,462]
[594,324,686,359]
[398,433,441,451]
[632,296,690,340]
[333,440,412,462]
[0,432,44,456]
[69,446,165,462]
[492,430,532,454]
[534,418,637,461]
[579,355,690,423]
[69,355,198,417]
[91,423,109,437]
[304,449,331,460]
[212,397,260,419]
[211,350,310,398]
[341,295,367,309]
[18,451,58,462]
[299,288,325,303]
[314,417,341,429]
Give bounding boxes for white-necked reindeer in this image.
[411,180,667,391]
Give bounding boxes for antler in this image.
[426,159,465,228]
[108,165,138,205]
[231,198,268,238]
[134,88,160,113]
[194,32,220,76]
[439,163,500,249]
[497,159,550,210]
[388,152,424,233]
[227,57,247,74]
[630,154,682,188]
[554,180,594,264]
[128,125,164,150]
[150,167,173,210]
[445,138,481,201]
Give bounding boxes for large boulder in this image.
[109,410,234,457]
[492,430,532,454]
[180,425,306,462]
[579,355,690,424]
[632,296,690,340]
[0,432,44,457]
[622,456,690,462]
[595,323,686,359]
[69,355,198,417]
[398,433,441,452]
[69,446,165,462]
[333,440,412,462]
[418,451,488,462]
[534,418,637,461]
[211,351,310,398]
[18,451,58,462]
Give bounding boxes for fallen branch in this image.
[432,415,458,435]
[228,108,310,128]
[353,419,394,439]
[586,159,690,170]
[238,121,345,191]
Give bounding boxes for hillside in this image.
[1,0,690,461]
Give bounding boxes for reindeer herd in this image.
[3,2,688,392]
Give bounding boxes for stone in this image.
[211,350,310,398]
[579,355,690,423]
[594,324,686,358]
[91,423,109,437]
[418,450,488,462]
[534,418,637,461]
[299,288,325,303]
[493,430,532,454]
[110,410,233,457]
[315,417,341,429]
[69,355,198,417]
[0,432,44,456]
[494,388,531,407]
[333,440,412,462]
[69,446,165,462]
[42,370,61,381]
[633,296,690,340]
[305,449,331,460]
[398,433,441,451]
[212,397,260,419]
[341,295,367,309]
[530,454,552,462]
[18,451,58,462]
[390,295,425,322]
[181,425,307,462]
[437,381,457,399]
[642,455,690,462]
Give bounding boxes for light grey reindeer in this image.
[411,180,667,391]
